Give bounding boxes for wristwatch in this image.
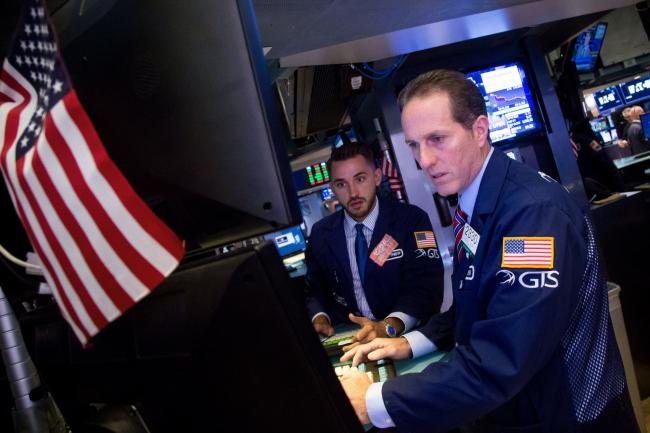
[383,320,398,338]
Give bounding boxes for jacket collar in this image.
[471,148,511,229]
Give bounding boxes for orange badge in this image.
[370,234,399,267]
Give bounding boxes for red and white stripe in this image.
[381,157,403,192]
[502,238,553,268]
[0,60,184,344]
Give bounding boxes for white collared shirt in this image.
[365,147,495,429]
[313,197,417,331]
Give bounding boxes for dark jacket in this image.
[304,198,443,324]
[382,149,638,433]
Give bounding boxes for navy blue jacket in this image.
[304,198,443,325]
[383,150,638,433]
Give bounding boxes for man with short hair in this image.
[305,143,443,343]
[339,70,639,433]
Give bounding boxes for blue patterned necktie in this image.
[453,205,468,263]
[355,223,368,285]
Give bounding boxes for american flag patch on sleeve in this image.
[501,237,554,268]
[414,231,437,249]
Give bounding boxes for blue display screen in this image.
[321,186,334,201]
[593,85,624,112]
[618,74,650,103]
[264,226,306,258]
[641,113,650,140]
[572,23,607,72]
[466,62,541,143]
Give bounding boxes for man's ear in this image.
[473,115,490,146]
[374,166,382,186]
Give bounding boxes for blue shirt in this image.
[366,147,494,428]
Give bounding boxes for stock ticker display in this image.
[467,63,541,143]
[306,162,330,187]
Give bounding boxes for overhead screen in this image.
[572,23,607,72]
[589,72,650,114]
[466,62,542,144]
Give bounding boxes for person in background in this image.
[304,143,443,344]
[618,106,648,155]
[570,119,624,199]
[339,69,639,433]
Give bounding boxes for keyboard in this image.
[321,328,358,357]
[333,359,396,383]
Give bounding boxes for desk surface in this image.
[327,324,447,375]
[613,151,650,169]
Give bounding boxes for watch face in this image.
[385,323,397,338]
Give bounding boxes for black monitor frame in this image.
[33,242,364,432]
[58,0,301,249]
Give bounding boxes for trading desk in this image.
[325,325,447,382]
[613,150,650,185]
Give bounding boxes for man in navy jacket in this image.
[340,70,639,433]
[305,143,443,342]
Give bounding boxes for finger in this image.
[341,341,360,352]
[352,348,368,367]
[314,324,328,336]
[353,325,371,342]
[340,346,358,363]
[367,347,390,361]
[348,313,368,325]
[350,342,379,367]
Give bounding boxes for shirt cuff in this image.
[385,312,418,333]
[403,330,438,358]
[311,312,331,324]
[365,381,395,428]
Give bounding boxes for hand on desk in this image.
[344,314,405,351]
[346,314,385,347]
[339,369,371,425]
[313,314,334,337]
[341,337,413,367]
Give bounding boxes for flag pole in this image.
[373,118,405,202]
[0,286,70,432]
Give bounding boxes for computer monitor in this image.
[32,242,363,432]
[56,0,301,248]
[264,225,307,258]
[640,113,650,140]
[572,22,607,72]
[619,73,650,104]
[593,85,624,113]
[465,62,542,144]
[321,186,335,201]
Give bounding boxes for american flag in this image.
[414,231,437,249]
[0,0,184,345]
[380,157,403,192]
[501,237,554,269]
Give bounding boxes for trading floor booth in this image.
[0,0,647,432]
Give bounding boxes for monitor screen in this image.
[589,117,608,132]
[321,186,335,201]
[599,130,612,143]
[466,62,542,143]
[264,225,307,257]
[57,0,301,247]
[618,73,650,103]
[593,85,624,113]
[572,23,607,72]
[641,113,650,140]
[306,162,330,186]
